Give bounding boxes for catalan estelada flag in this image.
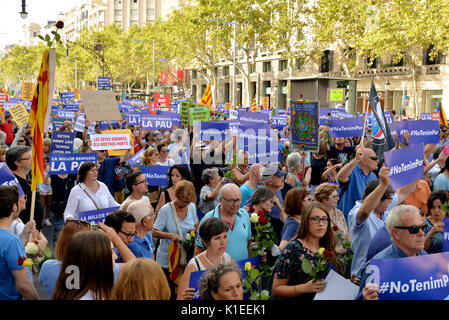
[437,102,447,126]
[28,49,51,192]
[250,96,257,112]
[168,241,183,285]
[200,83,212,109]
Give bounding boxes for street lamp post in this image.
[207,19,237,108]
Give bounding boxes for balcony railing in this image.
[355,66,411,77]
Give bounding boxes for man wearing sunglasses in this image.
[358,205,427,300]
[348,166,418,281]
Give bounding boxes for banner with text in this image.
[389,120,439,145]
[91,134,131,151]
[328,117,365,138]
[140,165,170,186]
[384,143,424,189]
[50,131,75,154]
[78,206,120,224]
[50,153,97,174]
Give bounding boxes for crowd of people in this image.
[1,109,448,301]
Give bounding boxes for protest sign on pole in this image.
[189,107,210,125]
[50,131,75,154]
[198,121,230,141]
[91,134,131,151]
[290,100,320,152]
[9,103,29,126]
[154,93,170,112]
[239,110,270,125]
[384,143,424,190]
[101,129,134,156]
[80,90,122,122]
[50,153,97,174]
[97,77,111,90]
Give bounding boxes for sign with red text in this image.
[91,134,131,150]
[154,93,170,112]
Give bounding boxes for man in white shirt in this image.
[120,171,152,211]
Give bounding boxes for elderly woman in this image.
[155,164,194,214]
[142,147,159,166]
[279,187,312,250]
[424,190,448,254]
[152,180,199,300]
[313,183,351,256]
[177,218,234,300]
[198,263,243,300]
[286,152,311,188]
[198,167,228,214]
[63,162,119,221]
[272,201,343,300]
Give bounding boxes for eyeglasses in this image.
[221,197,242,205]
[18,140,25,143]
[20,157,31,161]
[134,179,147,186]
[309,216,329,224]
[394,224,427,234]
[367,156,378,161]
[120,230,137,239]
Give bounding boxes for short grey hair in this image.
[198,263,242,300]
[201,167,219,185]
[287,152,302,172]
[386,205,420,240]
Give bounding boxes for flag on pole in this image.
[200,83,212,109]
[437,102,447,126]
[250,96,257,112]
[168,241,183,284]
[28,48,53,191]
[369,79,395,164]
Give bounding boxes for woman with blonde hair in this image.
[110,258,170,300]
[142,147,159,165]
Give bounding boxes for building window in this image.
[214,67,219,76]
[148,9,155,15]
[424,44,440,65]
[263,61,271,73]
[279,59,288,71]
[296,58,304,70]
[133,0,138,3]
[366,56,378,69]
[131,9,139,15]
[250,63,256,73]
[115,10,121,15]
[33,32,37,37]
[223,66,229,76]
[192,70,197,79]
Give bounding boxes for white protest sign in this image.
[74,114,86,132]
[91,134,131,150]
[80,90,122,122]
[314,269,360,300]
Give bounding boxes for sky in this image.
[0,0,76,48]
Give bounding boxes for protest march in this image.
[2,8,449,311]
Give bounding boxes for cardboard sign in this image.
[154,93,170,112]
[101,129,134,156]
[80,90,122,122]
[21,82,35,101]
[9,103,29,126]
[91,134,131,151]
[328,88,345,102]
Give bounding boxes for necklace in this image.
[203,251,223,267]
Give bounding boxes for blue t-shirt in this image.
[154,202,198,269]
[195,204,251,262]
[0,229,28,300]
[433,173,449,192]
[240,183,259,208]
[128,232,154,260]
[39,259,120,298]
[280,216,300,241]
[337,165,377,221]
[348,194,398,278]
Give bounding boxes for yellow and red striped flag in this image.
[28,48,54,191]
[200,83,212,109]
[250,96,257,112]
[168,241,183,284]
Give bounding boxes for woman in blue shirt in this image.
[424,190,447,254]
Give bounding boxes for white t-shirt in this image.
[156,158,175,167]
[120,195,150,210]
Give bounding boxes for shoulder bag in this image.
[169,201,188,267]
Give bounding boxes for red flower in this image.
[257,210,265,217]
[323,250,332,258]
[55,21,64,29]
[18,256,26,266]
[332,225,339,232]
[328,113,331,116]
[259,217,268,225]
[249,206,255,213]
[300,94,303,98]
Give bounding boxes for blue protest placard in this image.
[271,115,288,130]
[237,121,278,164]
[50,131,75,154]
[78,206,120,224]
[51,104,60,115]
[384,143,424,190]
[238,110,270,125]
[198,121,230,141]
[49,153,97,174]
[58,110,75,119]
[188,256,262,300]
[127,148,145,168]
[290,100,320,150]
[52,118,65,131]
[319,107,346,125]
[0,163,24,197]
[97,77,111,90]
[62,104,80,112]
[328,117,365,138]
[369,251,449,300]
[60,92,75,104]
[140,165,170,186]
[442,218,449,252]
[389,120,439,145]
[141,113,181,130]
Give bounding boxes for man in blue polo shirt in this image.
[336,146,378,221]
[194,183,251,261]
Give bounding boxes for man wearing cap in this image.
[245,163,287,240]
[127,199,155,260]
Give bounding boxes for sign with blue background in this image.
[78,206,120,224]
[384,143,424,189]
[50,153,97,174]
[328,117,365,138]
[140,165,170,186]
[97,77,111,90]
[389,120,439,145]
[50,131,75,154]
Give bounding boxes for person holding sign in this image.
[424,190,447,254]
[358,205,428,300]
[63,162,119,222]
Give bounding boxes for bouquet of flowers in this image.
[242,261,270,300]
[21,242,52,274]
[182,230,196,262]
[301,247,332,283]
[248,206,277,258]
[332,225,353,279]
